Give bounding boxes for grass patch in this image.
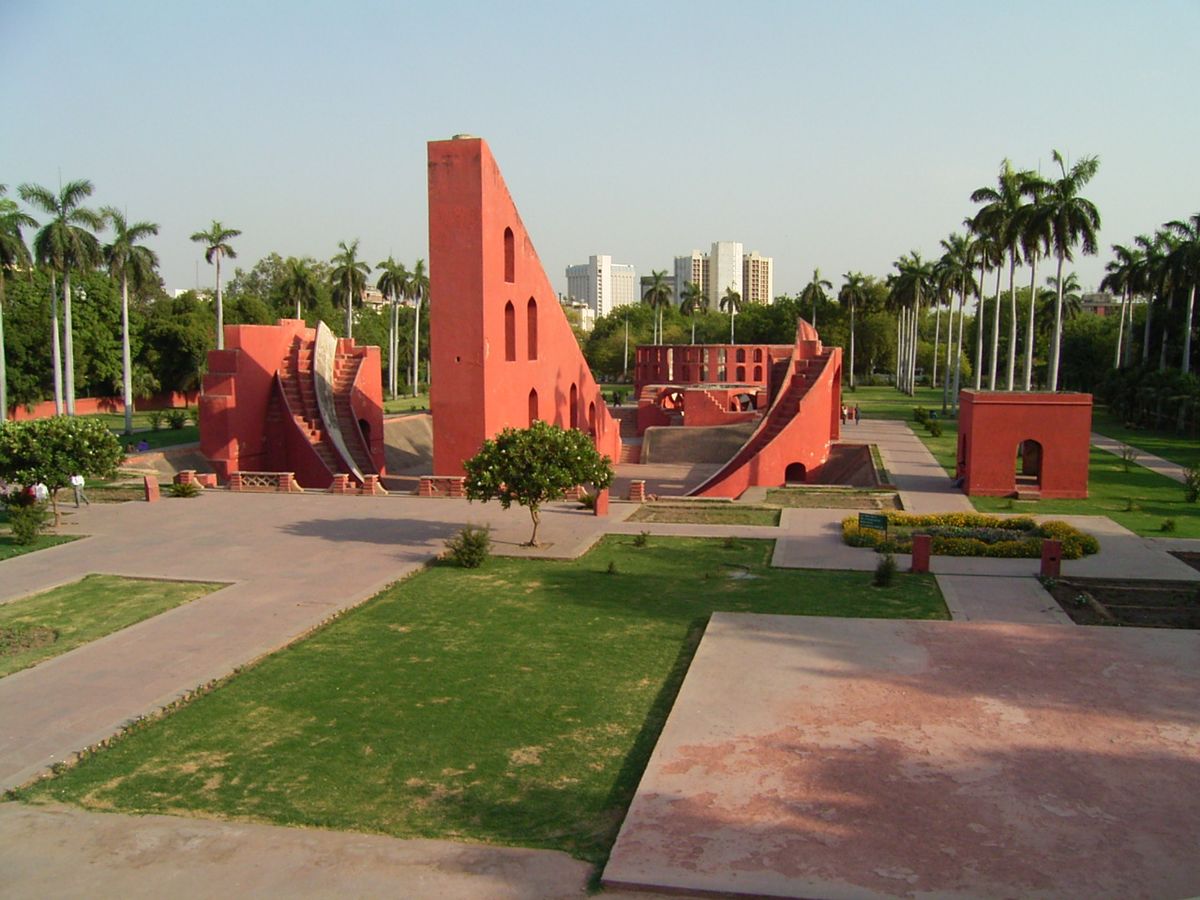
[0,575,224,677]
[0,506,80,562]
[627,504,780,525]
[1091,405,1200,471]
[765,487,900,510]
[122,425,200,452]
[383,394,431,414]
[18,537,945,866]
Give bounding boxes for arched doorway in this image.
[528,388,538,424]
[785,462,807,484]
[1016,439,1043,488]
[569,383,578,429]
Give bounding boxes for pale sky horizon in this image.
[4,1,1198,302]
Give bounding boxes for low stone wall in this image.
[641,421,756,465]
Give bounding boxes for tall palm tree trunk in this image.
[690,312,696,344]
[1048,255,1067,391]
[849,300,856,389]
[910,299,920,394]
[1183,285,1195,375]
[63,271,76,415]
[49,272,63,414]
[729,307,735,344]
[1114,288,1127,369]
[412,301,421,397]
[0,277,7,422]
[942,289,957,411]
[895,310,904,392]
[952,283,966,413]
[932,302,941,388]
[988,267,1002,389]
[1159,296,1172,371]
[1006,253,1018,390]
[1122,291,1134,368]
[215,255,225,350]
[1143,299,1153,364]
[1023,254,1039,390]
[121,273,133,434]
[973,261,986,390]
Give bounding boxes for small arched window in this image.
[754,365,763,381]
[569,383,579,429]
[504,301,516,361]
[527,297,538,360]
[736,348,746,363]
[736,365,746,381]
[528,388,538,424]
[503,227,515,283]
[754,348,763,362]
[588,401,596,434]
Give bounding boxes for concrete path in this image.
[0,492,627,792]
[854,418,973,514]
[0,803,608,900]
[936,574,1073,624]
[1092,431,1189,483]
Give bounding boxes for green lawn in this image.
[0,575,224,677]
[19,537,945,867]
[1091,405,1200,471]
[121,425,200,451]
[627,504,780,525]
[0,507,80,562]
[383,394,431,414]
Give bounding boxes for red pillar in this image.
[910,533,931,573]
[1040,539,1062,579]
[593,488,609,516]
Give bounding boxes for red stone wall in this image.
[7,391,200,421]
[428,137,621,475]
[957,391,1092,498]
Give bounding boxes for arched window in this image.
[504,301,516,361]
[753,365,763,381]
[569,383,578,429]
[736,348,746,363]
[528,388,539,424]
[588,401,597,434]
[754,348,763,362]
[527,297,538,360]
[503,227,515,283]
[736,365,746,381]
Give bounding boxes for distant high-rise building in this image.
[640,273,677,304]
[673,242,773,307]
[565,255,638,318]
[742,251,774,305]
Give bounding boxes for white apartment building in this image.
[565,254,638,318]
[673,242,774,307]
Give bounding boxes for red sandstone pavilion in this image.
[196,134,1089,503]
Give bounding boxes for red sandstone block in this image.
[593,488,609,516]
[629,480,646,502]
[195,473,218,489]
[143,475,159,502]
[910,534,931,574]
[176,470,196,486]
[1041,539,1062,579]
[228,472,244,492]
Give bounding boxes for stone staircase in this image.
[619,439,642,464]
[278,337,341,476]
[331,352,376,477]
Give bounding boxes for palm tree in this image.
[680,280,706,344]
[838,272,870,389]
[0,186,38,422]
[280,257,319,321]
[890,252,934,395]
[799,268,832,329]
[329,239,370,339]
[719,286,742,344]
[190,221,241,350]
[1165,213,1200,374]
[936,232,974,411]
[407,258,429,396]
[101,208,159,435]
[642,270,672,344]
[1017,172,1052,389]
[1100,243,1139,369]
[1036,150,1101,391]
[966,215,1000,391]
[971,160,1031,391]
[375,257,409,396]
[19,179,104,415]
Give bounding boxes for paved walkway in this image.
[1092,431,1189,483]
[936,574,1074,624]
[854,418,973,514]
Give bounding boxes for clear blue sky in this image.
[4,0,1198,298]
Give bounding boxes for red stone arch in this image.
[504,301,516,361]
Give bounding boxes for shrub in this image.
[1185,464,1200,504]
[928,420,942,437]
[840,512,1098,559]
[633,530,650,548]
[167,481,203,498]
[578,491,597,510]
[445,525,491,568]
[606,560,618,575]
[1161,518,1177,533]
[166,409,189,430]
[874,553,896,587]
[5,500,50,544]
[1119,445,1139,472]
[147,411,166,431]
[912,407,930,425]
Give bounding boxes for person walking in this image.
[69,473,90,507]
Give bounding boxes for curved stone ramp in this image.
[383,413,433,475]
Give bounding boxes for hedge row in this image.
[842,512,1099,559]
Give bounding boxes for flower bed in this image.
[842,512,1100,559]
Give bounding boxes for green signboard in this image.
[858,512,889,533]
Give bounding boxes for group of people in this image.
[841,403,861,426]
[1,476,90,508]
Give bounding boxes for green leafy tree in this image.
[101,208,159,434]
[0,416,122,522]
[141,291,212,394]
[329,239,370,339]
[1017,171,1051,389]
[0,186,38,421]
[642,269,672,345]
[719,286,742,343]
[1165,213,1199,374]
[190,221,241,350]
[375,257,408,396]
[19,179,104,415]
[837,272,870,389]
[1035,150,1101,391]
[463,419,614,546]
[799,268,832,330]
[935,232,976,410]
[278,256,320,321]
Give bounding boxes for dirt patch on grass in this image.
[628,504,780,526]
[508,745,545,766]
[0,625,58,657]
[1047,577,1200,628]
[765,488,901,510]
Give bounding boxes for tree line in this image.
[0,179,429,428]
